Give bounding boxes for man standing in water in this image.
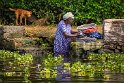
[54,12,77,62]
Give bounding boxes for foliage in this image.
[21,38,51,47]
[0,50,33,69]
[41,53,63,68]
[40,53,124,79]
[40,53,63,78]
[1,51,124,80]
[0,0,124,25]
[0,50,33,82]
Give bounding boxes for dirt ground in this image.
[25,25,103,38]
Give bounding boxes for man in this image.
[54,12,77,62]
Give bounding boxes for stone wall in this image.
[0,26,52,56]
[103,19,124,41]
[103,19,124,53]
[0,26,25,38]
[0,19,123,56]
[0,26,25,50]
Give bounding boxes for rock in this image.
[28,15,38,22]
[32,18,49,26]
[2,38,15,50]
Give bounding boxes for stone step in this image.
[0,26,26,49]
[0,26,25,39]
[11,38,41,48]
[1,37,52,50]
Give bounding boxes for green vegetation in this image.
[0,50,33,66]
[40,53,63,78]
[39,53,124,79]
[22,38,51,47]
[1,50,124,81]
[0,50,33,82]
[0,0,123,25]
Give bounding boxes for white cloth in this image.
[63,12,74,20]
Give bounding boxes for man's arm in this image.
[63,32,77,38]
[71,30,78,34]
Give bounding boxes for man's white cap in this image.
[63,12,74,20]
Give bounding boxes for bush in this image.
[0,0,124,25]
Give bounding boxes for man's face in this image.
[67,17,74,24]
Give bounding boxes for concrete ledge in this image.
[104,19,124,22]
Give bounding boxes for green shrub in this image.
[0,0,124,25]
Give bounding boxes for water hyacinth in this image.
[1,50,124,82]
